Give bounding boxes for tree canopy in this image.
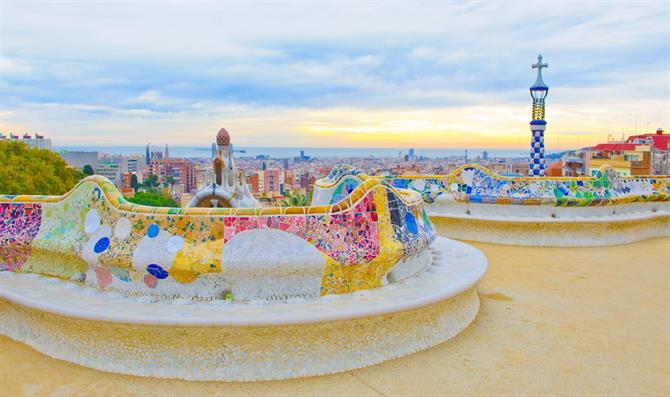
[126,191,178,207]
[130,174,139,191]
[142,174,159,188]
[82,164,95,176]
[0,141,84,195]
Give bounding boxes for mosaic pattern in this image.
[321,164,363,186]
[329,177,362,205]
[224,191,379,265]
[529,121,546,177]
[311,169,437,293]
[0,173,435,299]
[311,167,364,207]
[386,164,670,207]
[0,204,42,271]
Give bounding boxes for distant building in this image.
[404,148,417,162]
[486,162,507,174]
[119,173,134,194]
[250,168,283,196]
[295,150,310,162]
[545,160,563,176]
[248,173,260,194]
[482,151,489,160]
[587,143,648,176]
[248,167,311,200]
[296,171,314,191]
[0,132,53,150]
[97,157,123,185]
[561,152,586,177]
[584,128,667,176]
[59,151,100,170]
[150,158,197,195]
[626,128,669,175]
[125,156,143,174]
[510,162,529,176]
[94,154,147,186]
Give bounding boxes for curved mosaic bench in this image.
[0,174,487,380]
[314,164,670,246]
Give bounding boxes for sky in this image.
[0,1,668,149]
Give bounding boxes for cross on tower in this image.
[532,54,548,73]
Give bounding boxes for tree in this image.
[279,190,310,207]
[82,164,95,176]
[0,141,84,195]
[130,174,139,192]
[142,174,159,189]
[126,191,177,207]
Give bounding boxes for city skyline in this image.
[1,2,668,149]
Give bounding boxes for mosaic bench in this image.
[0,173,487,380]
[313,164,670,246]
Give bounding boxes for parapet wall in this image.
[0,174,435,300]
[387,164,670,245]
[313,164,670,246]
[386,164,669,208]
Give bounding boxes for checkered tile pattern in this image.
[529,128,545,177]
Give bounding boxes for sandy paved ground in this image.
[1,236,668,396]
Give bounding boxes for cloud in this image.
[0,1,667,146]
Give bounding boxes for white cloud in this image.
[0,1,667,146]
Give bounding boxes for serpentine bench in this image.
[0,173,486,381]
[313,164,670,246]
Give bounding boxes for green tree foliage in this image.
[130,174,139,192]
[0,141,84,195]
[142,174,159,188]
[279,190,311,207]
[126,191,177,207]
[82,164,95,176]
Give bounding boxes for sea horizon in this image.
[54,145,564,159]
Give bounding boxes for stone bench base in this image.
[0,237,486,381]
[430,211,670,246]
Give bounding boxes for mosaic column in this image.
[529,54,549,177]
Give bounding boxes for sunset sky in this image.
[0,1,668,149]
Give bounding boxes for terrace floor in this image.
[1,235,669,396]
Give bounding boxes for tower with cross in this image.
[528,54,549,177]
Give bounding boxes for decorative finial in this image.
[531,54,548,88]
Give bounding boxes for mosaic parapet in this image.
[313,164,670,246]
[0,174,435,301]
[384,164,670,207]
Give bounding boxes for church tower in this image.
[145,143,151,165]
